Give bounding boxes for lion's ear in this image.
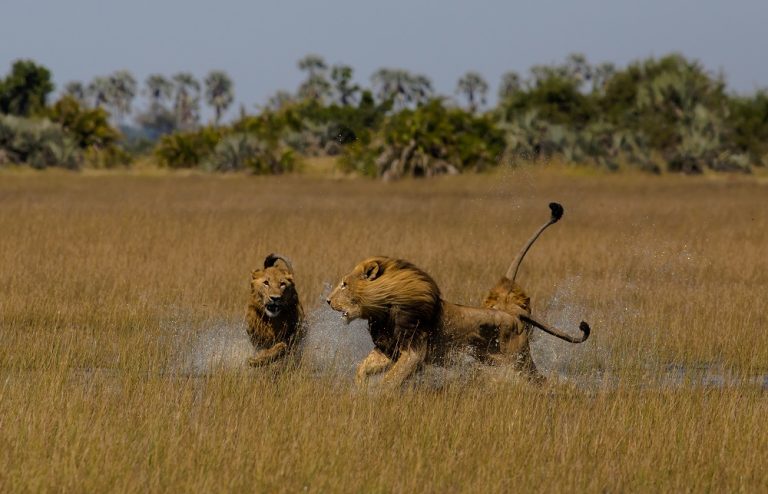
[362,260,381,280]
[251,269,263,279]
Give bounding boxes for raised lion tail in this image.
[505,202,564,282]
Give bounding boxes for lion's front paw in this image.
[354,372,369,388]
[247,355,274,367]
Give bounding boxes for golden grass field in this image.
[1,166,767,492]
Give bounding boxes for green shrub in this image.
[0,114,81,169]
[726,91,768,163]
[46,96,120,149]
[499,76,595,127]
[342,99,504,179]
[0,60,54,116]
[204,133,296,174]
[154,127,222,168]
[83,146,132,169]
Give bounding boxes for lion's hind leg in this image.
[480,350,546,385]
[514,346,546,386]
[355,349,393,387]
[494,313,546,385]
[247,342,288,367]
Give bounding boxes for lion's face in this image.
[327,275,362,323]
[327,260,380,323]
[483,278,531,314]
[251,266,297,318]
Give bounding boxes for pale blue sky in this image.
[3,0,766,120]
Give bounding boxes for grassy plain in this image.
[1,166,767,492]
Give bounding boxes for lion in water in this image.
[246,254,304,367]
[326,203,589,389]
[481,202,566,382]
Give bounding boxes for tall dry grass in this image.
[1,168,767,492]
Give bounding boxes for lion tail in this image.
[521,315,590,344]
[506,202,564,282]
[264,253,294,273]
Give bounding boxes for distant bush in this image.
[44,96,130,168]
[258,92,389,158]
[154,127,222,168]
[0,60,54,117]
[204,133,296,174]
[154,125,297,174]
[83,146,132,169]
[726,91,768,165]
[340,99,505,179]
[0,115,81,169]
[500,76,595,127]
[46,96,120,149]
[4,53,765,176]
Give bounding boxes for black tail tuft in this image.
[549,202,564,223]
[264,253,280,268]
[264,253,294,272]
[579,321,591,340]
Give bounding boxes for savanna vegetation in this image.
[2,51,767,492]
[1,170,767,491]
[2,53,768,177]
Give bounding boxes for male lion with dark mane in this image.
[246,254,304,367]
[326,203,589,389]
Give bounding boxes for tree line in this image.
[1,53,767,176]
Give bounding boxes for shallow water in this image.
[177,303,768,391]
[183,320,253,374]
[300,303,373,377]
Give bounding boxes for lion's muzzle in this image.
[264,296,282,318]
[326,296,353,324]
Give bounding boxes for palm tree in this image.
[371,68,408,106]
[498,71,522,100]
[330,64,359,106]
[564,53,593,87]
[297,54,327,77]
[108,70,137,123]
[297,54,331,102]
[204,70,234,125]
[409,74,433,106]
[371,69,433,109]
[172,72,201,130]
[297,74,331,102]
[63,81,86,105]
[456,71,488,112]
[265,90,294,111]
[87,76,112,108]
[145,74,174,107]
[529,65,566,87]
[591,62,616,93]
[137,74,176,134]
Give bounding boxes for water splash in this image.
[300,287,373,377]
[531,276,610,379]
[183,320,253,375]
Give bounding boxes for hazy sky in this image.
[3,0,767,120]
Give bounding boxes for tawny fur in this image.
[246,254,304,367]
[481,277,540,381]
[480,202,567,382]
[327,260,588,390]
[327,203,589,389]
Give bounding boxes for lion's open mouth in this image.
[265,302,281,317]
